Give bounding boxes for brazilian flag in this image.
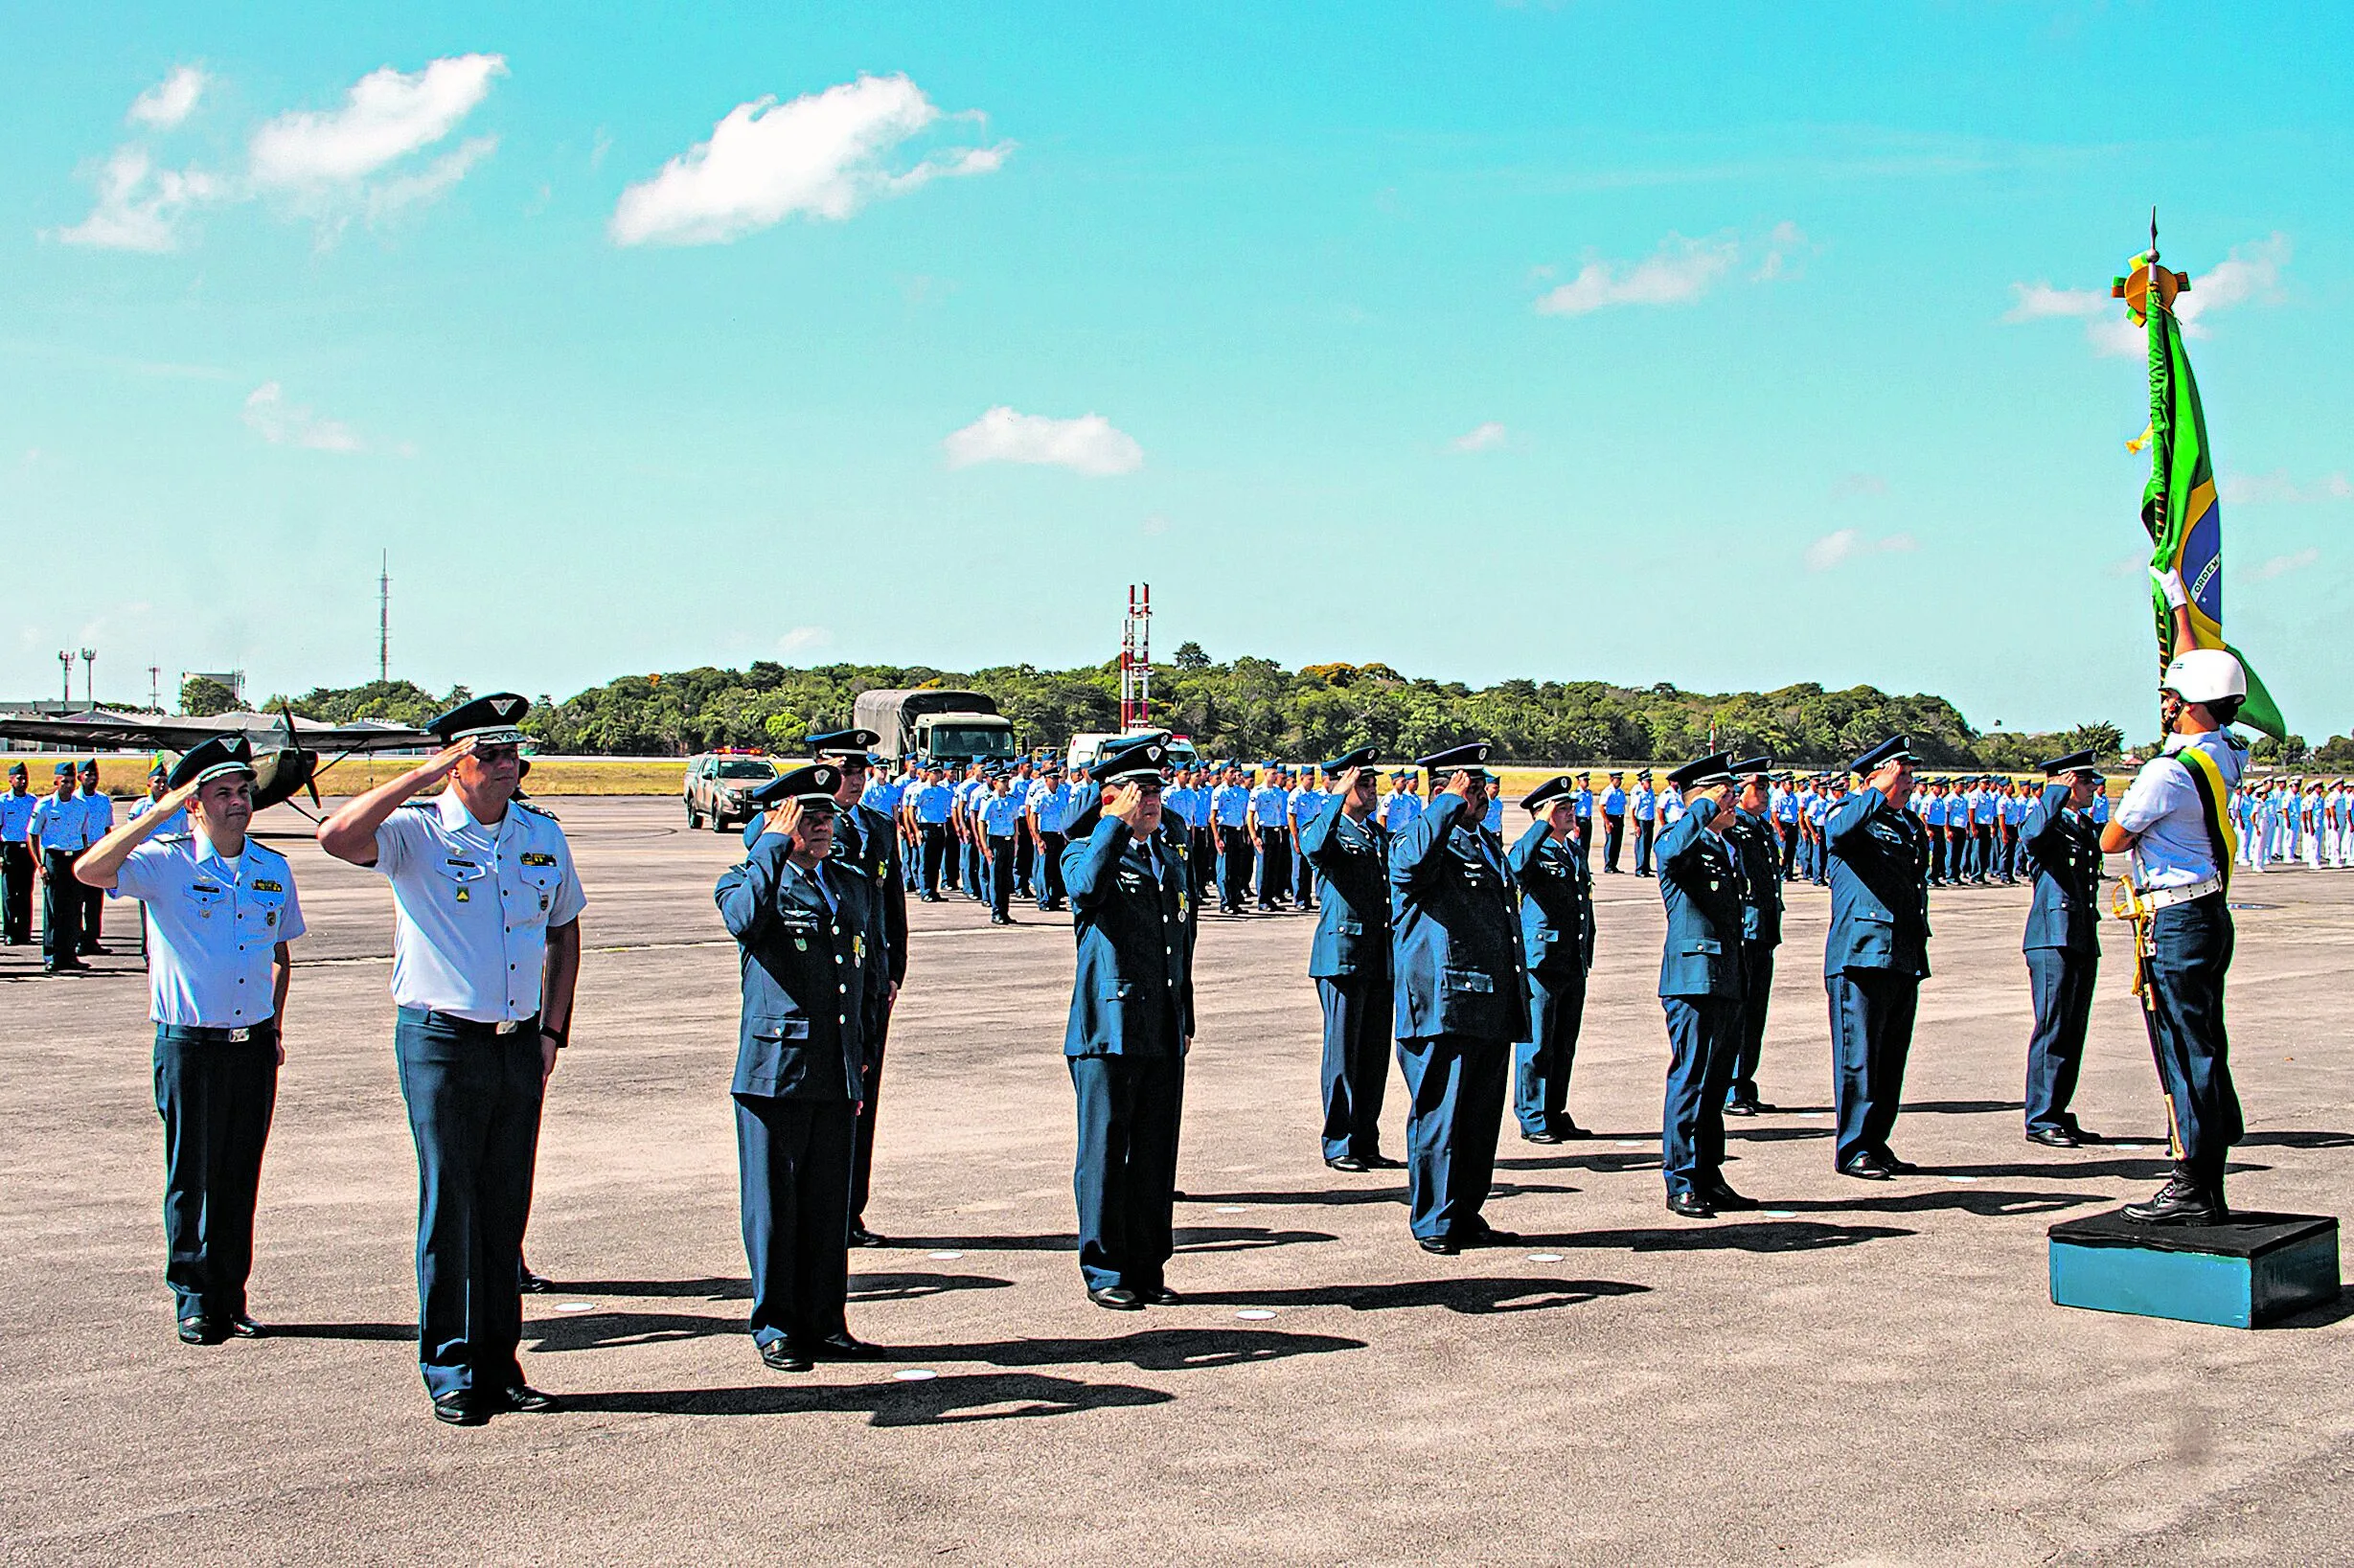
[2124,250,2287,739]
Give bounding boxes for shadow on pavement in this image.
[542,1276,748,1300]
[1178,1186,1406,1208]
[1933,1158,2266,1182]
[560,1371,1173,1424]
[262,1322,416,1341]
[2242,1129,2354,1150]
[529,1308,738,1352]
[1722,1126,1836,1144]
[1763,1189,2097,1219]
[911,1326,1366,1372]
[1902,1099,2025,1115]
[850,1271,1016,1302]
[1200,1277,1649,1316]
[2268,1286,2354,1330]
[1495,1150,1660,1173]
[1522,1221,1912,1254]
[1172,1225,1339,1254]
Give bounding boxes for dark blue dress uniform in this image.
[2021,754,2104,1143]
[803,730,910,1242]
[1389,743,1529,1252]
[1822,736,1931,1177]
[1061,738,1195,1303]
[1654,755,1748,1213]
[1506,777,1594,1142]
[1298,747,1393,1169]
[717,764,889,1362]
[1723,756,1784,1115]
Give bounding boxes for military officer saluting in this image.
[1060,735,1196,1308]
[2019,749,2106,1148]
[717,761,891,1369]
[1723,756,1783,1118]
[2101,649,2250,1223]
[1389,742,1528,1255]
[74,737,304,1345]
[1823,736,1931,1180]
[316,693,584,1425]
[1653,754,1752,1217]
[1298,745,1399,1173]
[805,730,908,1249]
[1508,776,1595,1143]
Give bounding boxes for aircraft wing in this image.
[0,709,436,753]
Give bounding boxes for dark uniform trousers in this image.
[1634,820,1657,875]
[42,850,82,964]
[736,1094,857,1347]
[1778,823,1798,879]
[393,1010,545,1398]
[1036,830,1067,908]
[1727,941,1774,1107]
[2142,896,2241,1179]
[1660,997,1739,1198]
[849,1007,891,1230]
[1189,827,1214,906]
[1826,970,1916,1170]
[1604,819,1624,873]
[154,1026,278,1321]
[1217,829,1254,911]
[1317,973,1392,1163]
[1070,1051,1185,1293]
[1928,830,1947,885]
[1513,973,1585,1137]
[1014,831,1036,898]
[1396,1033,1510,1240]
[80,872,104,951]
[919,824,949,896]
[987,833,1017,918]
[2,841,33,943]
[1257,827,1291,905]
[2023,948,2096,1134]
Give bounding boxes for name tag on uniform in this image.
[252,879,283,894]
[520,852,557,868]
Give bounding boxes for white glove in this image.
[2151,565,2188,609]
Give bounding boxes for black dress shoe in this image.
[2026,1126,2081,1149]
[1088,1285,1144,1310]
[1463,1226,1519,1248]
[1365,1153,1406,1170]
[1520,1127,1564,1145]
[1552,1121,1594,1141]
[1879,1154,1921,1175]
[1667,1192,1717,1218]
[227,1314,265,1339]
[2122,1177,2227,1226]
[1416,1236,1460,1257]
[2067,1124,2104,1145]
[517,1264,552,1293]
[848,1225,886,1248]
[1722,1100,1760,1119]
[818,1331,885,1360]
[1143,1285,1181,1306]
[491,1384,561,1413]
[759,1340,813,1373]
[1707,1184,1761,1212]
[1840,1157,1894,1181]
[431,1390,488,1425]
[1326,1154,1369,1172]
[176,1314,222,1345]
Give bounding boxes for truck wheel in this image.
[687,800,700,829]
[713,809,732,833]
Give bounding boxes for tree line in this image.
[223,647,2234,769]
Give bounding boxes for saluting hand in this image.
[1104,782,1146,829]
[766,798,806,848]
[414,738,478,785]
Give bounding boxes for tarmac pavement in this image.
[4,797,2350,1566]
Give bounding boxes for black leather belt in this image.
[398,1006,537,1037]
[157,1020,279,1044]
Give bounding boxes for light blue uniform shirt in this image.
[1289,784,1325,827]
[130,794,190,837]
[1604,785,1628,816]
[980,788,1025,836]
[2003,793,2030,827]
[0,789,35,842]
[1772,787,1798,825]
[1250,785,1291,827]
[79,790,114,842]
[1382,791,1423,831]
[29,790,98,852]
[373,791,587,1022]
[860,778,903,816]
[1029,779,1071,832]
[1483,794,1505,833]
[913,782,953,824]
[2113,732,2245,890]
[114,830,306,1027]
[1633,786,1657,822]
[1212,784,1253,829]
[1923,794,1947,828]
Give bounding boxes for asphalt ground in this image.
[4,798,2350,1567]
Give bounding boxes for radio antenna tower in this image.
[1119,583,1153,730]
[378,551,391,684]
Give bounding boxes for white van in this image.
[1065,729,1201,774]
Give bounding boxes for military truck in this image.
[853,689,1018,768]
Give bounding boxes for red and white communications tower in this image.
[1119,583,1153,730]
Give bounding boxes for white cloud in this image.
[944,407,1142,476]
[1450,421,1508,453]
[778,626,833,653]
[128,65,208,130]
[2223,469,2353,505]
[249,54,506,187]
[242,382,362,453]
[1533,224,1802,317]
[366,135,498,222]
[50,148,217,251]
[2244,548,2320,581]
[610,73,1010,246]
[1805,528,1918,572]
[2009,233,2291,355]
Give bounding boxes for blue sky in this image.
[4,3,2348,739]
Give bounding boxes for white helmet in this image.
[2160,648,2247,706]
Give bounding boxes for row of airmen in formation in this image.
[2230,777,2354,870]
[34,651,2254,1422]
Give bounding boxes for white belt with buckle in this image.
[225,1027,252,1042]
[2137,875,2225,910]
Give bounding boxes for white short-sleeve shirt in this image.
[114,831,305,1027]
[374,791,586,1021]
[2112,731,2246,889]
